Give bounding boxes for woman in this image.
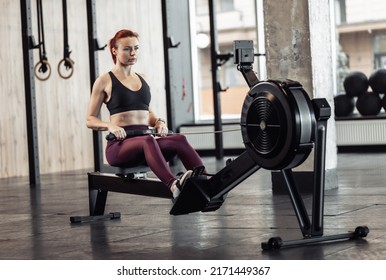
[86,29,206,199]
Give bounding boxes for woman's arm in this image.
[86,74,127,140]
[86,75,110,131]
[148,107,168,136]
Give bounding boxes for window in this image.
[334,0,346,25]
[192,0,261,120]
[374,34,386,69]
[217,0,234,12]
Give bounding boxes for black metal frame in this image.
[208,0,223,159]
[161,0,174,132]
[70,166,173,223]
[86,0,107,172]
[20,0,40,186]
[87,172,171,214]
[86,0,102,172]
[207,3,263,159]
[259,98,368,249]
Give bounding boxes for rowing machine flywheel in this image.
[241,80,315,170]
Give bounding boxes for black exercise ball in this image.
[356,92,382,116]
[334,94,355,117]
[369,69,386,94]
[382,94,386,111]
[343,71,369,97]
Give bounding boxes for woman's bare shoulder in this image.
[91,72,112,95]
[93,72,111,88]
[97,72,112,83]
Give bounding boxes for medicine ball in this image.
[334,94,355,117]
[356,92,382,116]
[343,71,369,97]
[369,69,386,94]
[382,94,386,111]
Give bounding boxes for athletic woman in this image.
[86,29,206,199]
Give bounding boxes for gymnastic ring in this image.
[34,60,51,81]
[57,57,75,79]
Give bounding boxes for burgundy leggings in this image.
[106,125,205,188]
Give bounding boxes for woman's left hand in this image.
[155,122,168,137]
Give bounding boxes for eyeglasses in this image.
[122,46,140,53]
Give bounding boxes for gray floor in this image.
[0,151,385,260]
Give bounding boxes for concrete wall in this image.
[263,0,338,185]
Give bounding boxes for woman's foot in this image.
[170,180,181,199]
[179,170,193,187]
[170,170,193,199]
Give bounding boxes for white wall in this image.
[0,0,166,178]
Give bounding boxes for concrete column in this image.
[264,0,338,189]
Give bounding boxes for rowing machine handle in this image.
[106,133,116,141]
[105,129,155,141]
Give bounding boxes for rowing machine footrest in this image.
[170,177,221,215]
[202,198,225,212]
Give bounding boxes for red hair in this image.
[109,29,139,64]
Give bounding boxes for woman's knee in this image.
[142,135,158,144]
[170,134,188,144]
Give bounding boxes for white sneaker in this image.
[170,180,181,199]
[170,170,193,200]
[179,170,193,188]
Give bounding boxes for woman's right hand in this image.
[108,124,127,140]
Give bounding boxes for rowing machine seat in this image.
[114,165,151,179]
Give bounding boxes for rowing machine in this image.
[71,40,369,250]
[170,40,369,249]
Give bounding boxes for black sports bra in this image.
[106,71,151,115]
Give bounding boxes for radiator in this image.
[179,123,244,150]
[336,118,386,146]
